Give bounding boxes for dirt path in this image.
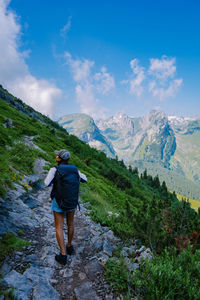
[1,185,117,299]
[52,206,112,299]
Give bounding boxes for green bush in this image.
[9,143,46,174]
[0,232,30,262]
[105,258,128,294]
[134,246,200,300]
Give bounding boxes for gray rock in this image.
[3,118,14,128]
[61,268,73,278]
[3,270,32,300]
[83,202,91,208]
[32,279,60,300]
[22,195,40,209]
[121,245,136,257]
[74,281,100,300]
[50,279,58,284]
[0,262,11,276]
[132,263,139,272]
[137,245,145,253]
[91,236,103,251]
[78,272,86,280]
[6,183,26,200]
[98,252,109,266]
[69,257,81,268]
[138,248,152,261]
[124,257,139,273]
[24,136,44,153]
[34,158,49,179]
[102,226,110,232]
[103,230,120,243]
[41,245,60,267]
[76,246,85,255]
[24,265,54,283]
[16,251,23,256]
[127,245,137,255]
[8,211,37,228]
[90,228,101,237]
[121,249,128,257]
[103,239,114,257]
[26,174,43,190]
[0,198,4,204]
[24,254,42,265]
[105,294,114,300]
[84,259,101,280]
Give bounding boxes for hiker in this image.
[44,149,87,265]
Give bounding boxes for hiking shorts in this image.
[51,198,76,213]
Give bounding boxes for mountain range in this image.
[58,111,200,200]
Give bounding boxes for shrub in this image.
[134,246,200,300]
[105,258,128,294]
[0,232,30,262]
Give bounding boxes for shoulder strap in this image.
[54,165,62,177]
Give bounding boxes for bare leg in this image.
[66,210,75,247]
[54,211,66,255]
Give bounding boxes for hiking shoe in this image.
[66,245,75,255]
[55,253,67,265]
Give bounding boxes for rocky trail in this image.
[0,164,151,300]
[0,181,119,299]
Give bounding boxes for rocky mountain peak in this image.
[141,110,168,136]
[147,109,167,123]
[97,112,134,135]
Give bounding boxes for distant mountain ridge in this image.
[58,113,115,157]
[58,111,200,200]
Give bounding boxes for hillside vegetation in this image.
[1,85,200,299]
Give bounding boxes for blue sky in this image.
[0,0,199,119]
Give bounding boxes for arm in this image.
[78,171,87,183]
[44,167,57,186]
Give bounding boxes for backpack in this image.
[53,164,80,210]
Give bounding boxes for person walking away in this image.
[44,149,87,265]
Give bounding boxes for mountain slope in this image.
[169,117,200,184]
[58,113,115,157]
[97,110,176,168]
[58,111,200,200]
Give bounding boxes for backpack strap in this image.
[54,165,62,177]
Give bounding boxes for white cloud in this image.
[12,76,61,115]
[122,58,145,97]
[65,52,94,82]
[149,78,183,100]
[148,56,182,100]
[60,16,72,38]
[0,0,61,117]
[129,59,145,96]
[94,67,115,95]
[65,52,114,119]
[75,83,106,118]
[122,55,182,101]
[149,56,176,81]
